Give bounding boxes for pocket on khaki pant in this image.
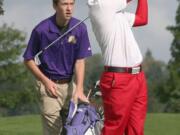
[35,81,62,115]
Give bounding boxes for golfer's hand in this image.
[72,89,89,104]
[43,79,58,98]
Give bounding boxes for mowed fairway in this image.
[145,113,180,135]
[0,115,42,135]
[0,113,179,135]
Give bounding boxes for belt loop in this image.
[104,66,108,72]
[126,67,129,73]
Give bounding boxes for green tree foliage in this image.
[142,50,168,112]
[165,0,180,112]
[0,24,38,116]
[0,0,4,15]
[0,24,25,83]
[84,53,103,90]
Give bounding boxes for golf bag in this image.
[64,80,104,135]
[64,101,103,135]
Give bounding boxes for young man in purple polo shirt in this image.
[23,0,92,134]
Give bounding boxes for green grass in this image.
[0,113,180,135]
[0,115,42,135]
[145,113,180,135]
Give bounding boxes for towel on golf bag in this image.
[64,100,103,135]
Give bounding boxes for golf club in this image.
[34,16,89,65]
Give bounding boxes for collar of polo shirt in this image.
[88,0,127,11]
[114,0,127,11]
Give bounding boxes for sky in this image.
[0,0,178,63]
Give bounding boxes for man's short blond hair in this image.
[53,0,75,5]
[53,0,59,5]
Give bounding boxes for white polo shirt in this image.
[88,0,143,67]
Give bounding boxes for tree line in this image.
[0,0,179,116]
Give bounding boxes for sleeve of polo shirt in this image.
[23,29,40,60]
[88,0,127,30]
[123,12,135,27]
[76,24,92,59]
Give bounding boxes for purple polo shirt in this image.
[23,14,92,80]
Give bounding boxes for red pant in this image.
[100,71,147,135]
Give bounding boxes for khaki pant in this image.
[36,81,75,135]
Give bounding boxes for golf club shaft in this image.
[38,16,89,56]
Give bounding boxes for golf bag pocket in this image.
[64,101,103,135]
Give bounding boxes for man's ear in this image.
[53,3,56,10]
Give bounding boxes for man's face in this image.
[54,0,75,21]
